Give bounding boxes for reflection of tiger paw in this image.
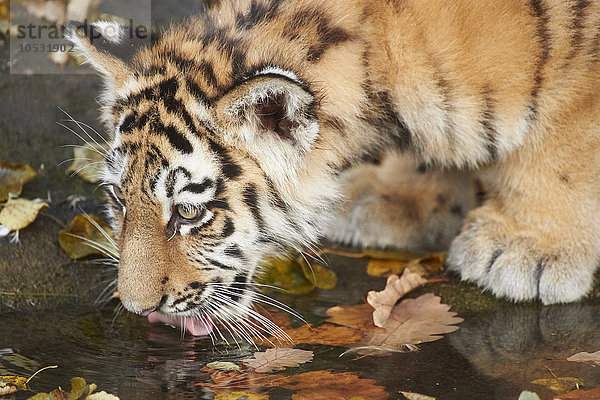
[325,152,477,251]
[446,205,598,304]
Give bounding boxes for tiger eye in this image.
[113,185,125,202]
[177,205,200,220]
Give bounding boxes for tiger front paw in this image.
[445,206,598,304]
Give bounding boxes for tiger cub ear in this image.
[66,20,147,83]
[214,71,319,183]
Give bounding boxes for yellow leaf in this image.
[401,392,437,400]
[531,377,584,394]
[0,198,47,231]
[66,143,106,183]
[0,375,27,394]
[0,161,37,202]
[299,257,337,289]
[205,362,241,372]
[257,257,315,295]
[58,214,117,259]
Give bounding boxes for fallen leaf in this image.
[567,351,600,365]
[367,270,427,328]
[22,0,66,23]
[299,258,337,290]
[28,376,116,400]
[214,392,268,400]
[353,293,463,356]
[58,214,117,259]
[0,375,27,395]
[243,348,313,373]
[518,392,541,400]
[404,253,445,276]
[553,386,600,399]
[0,161,37,202]
[197,367,271,393]
[366,257,410,278]
[265,370,388,400]
[531,377,584,394]
[66,143,106,183]
[257,257,315,295]
[325,303,385,332]
[0,198,47,231]
[257,324,363,347]
[401,392,436,400]
[206,362,241,372]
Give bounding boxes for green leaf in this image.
[257,257,315,295]
[66,144,106,184]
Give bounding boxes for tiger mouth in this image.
[146,311,214,336]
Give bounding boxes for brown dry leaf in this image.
[265,370,388,400]
[0,161,37,202]
[257,324,363,347]
[404,253,445,276]
[197,367,273,394]
[66,143,106,183]
[243,348,313,373]
[553,386,600,399]
[367,270,427,328]
[58,214,117,259]
[531,377,584,394]
[325,303,384,332]
[355,293,463,356]
[567,351,600,365]
[0,198,47,231]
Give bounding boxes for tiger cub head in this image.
[67,16,349,337]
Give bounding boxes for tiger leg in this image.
[325,152,478,252]
[446,97,600,304]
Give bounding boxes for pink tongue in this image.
[147,311,213,336]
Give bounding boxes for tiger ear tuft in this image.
[66,20,148,81]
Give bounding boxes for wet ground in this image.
[1,1,600,399]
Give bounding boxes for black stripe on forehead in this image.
[205,137,242,180]
[166,166,192,198]
[180,178,214,195]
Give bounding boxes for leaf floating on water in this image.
[58,214,117,259]
[0,161,37,202]
[325,303,384,333]
[531,377,584,394]
[27,377,118,400]
[214,392,268,400]
[567,351,600,365]
[205,361,241,372]
[66,143,106,183]
[0,375,27,395]
[353,293,463,356]
[299,258,337,290]
[243,348,313,373]
[401,392,437,400]
[257,257,316,295]
[553,386,600,399]
[257,323,363,347]
[404,253,445,277]
[265,370,388,400]
[367,270,427,328]
[0,198,47,231]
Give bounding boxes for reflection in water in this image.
[1,290,600,399]
[449,302,600,398]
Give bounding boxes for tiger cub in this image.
[69,0,600,336]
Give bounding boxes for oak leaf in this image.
[0,161,36,202]
[325,303,385,332]
[257,324,363,347]
[354,293,463,356]
[367,270,427,328]
[265,370,388,400]
[243,348,313,373]
[567,351,600,366]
